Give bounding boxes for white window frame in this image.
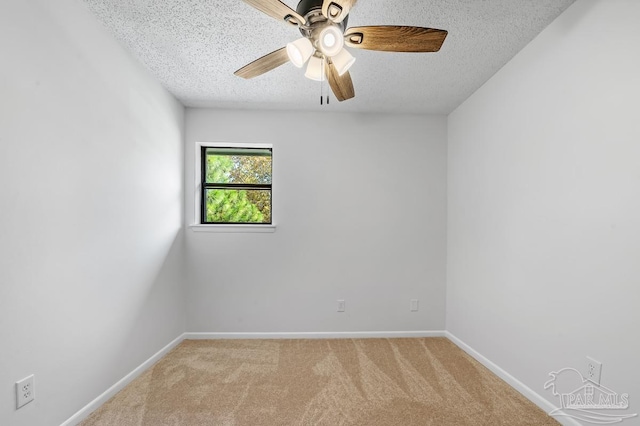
[189,142,276,233]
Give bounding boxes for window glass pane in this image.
[205,189,271,223]
[205,149,272,185]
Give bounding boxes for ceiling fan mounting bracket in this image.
[347,33,363,44]
[326,3,342,19]
[284,14,303,26]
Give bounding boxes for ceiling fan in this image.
[234,0,448,102]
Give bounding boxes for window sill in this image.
[189,224,277,233]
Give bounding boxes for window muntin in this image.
[201,147,272,224]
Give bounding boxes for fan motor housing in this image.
[296,0,348,34]
[296,0,323,15]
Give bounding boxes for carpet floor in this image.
[80,338,558,425]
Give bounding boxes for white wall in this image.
[0,1,185,425]
[185,109,447,333]
[447,0,640,418]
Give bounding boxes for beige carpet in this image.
[81,338,558,425]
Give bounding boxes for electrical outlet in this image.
[337,299,345,312]
[586,357,602,385]
[16,375,35,409]
[410,299,419,312]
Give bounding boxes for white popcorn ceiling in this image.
[83,0,575,114]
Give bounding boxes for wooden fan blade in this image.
[321,0,357,24]
[325,61,355,102]
[241,0,305,26]
[344,26,448,52]
[234,47,289,79]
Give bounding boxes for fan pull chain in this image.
[319,57,330,106]
[325,58,329,105]
[320,57,325,105]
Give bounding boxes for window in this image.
[200,145,272,225]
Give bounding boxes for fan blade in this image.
[241,0,305,26]
[325,61,355,102]
[322,0,357,24]
[344,26,447,52]
[234,47,289,79]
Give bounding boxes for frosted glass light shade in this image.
[332,48,355,76]
[286,38,314,68]
[305,56,325,81]
[318,25,344,57]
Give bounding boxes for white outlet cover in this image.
[16,375,35,409]
[410,299,419,312]
[586,356,602,385]
[337,299,345,312]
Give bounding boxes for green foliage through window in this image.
[202,147,272,224]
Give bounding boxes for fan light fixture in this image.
[305,55,325,81]
[318,25,344,57]
[286,37,314,68]
[234,0,449,103]
[331,48,355,76]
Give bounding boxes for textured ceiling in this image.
[83,0,575,114]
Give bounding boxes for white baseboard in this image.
[65,331,572,426]
[61,333,186,426]
[444,332,580,426]
[61,331,443,425]
[185,330,446,340]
